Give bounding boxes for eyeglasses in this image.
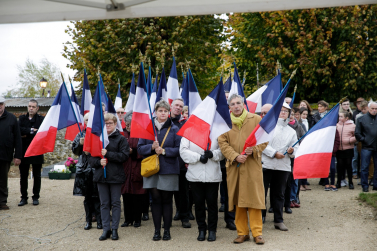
[117,112,124,114]
[280,110,289,114]
[105,122,114,126]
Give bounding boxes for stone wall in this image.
[44,128,78,165]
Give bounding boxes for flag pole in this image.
[97,79,107,179]
[61,73,83,137]
[283,97,346,155]
[290,85,297,107]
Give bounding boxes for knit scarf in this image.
[231,109,247,129]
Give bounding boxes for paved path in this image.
[1,178,376,251]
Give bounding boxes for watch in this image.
[162,149,166,155]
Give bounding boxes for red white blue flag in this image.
[156,68,167,103]
[83,82,109,157]
[181,69,202,116]
[166,57,180,104]
[125,73,136,113]
[241,77,290,154]
[149,73,158,114]
[177,78,232,150]
[80,69,92,115]
[130,62,155,141]
[25,83,77,157]
[114,84,122,110]
[228,63,248,110]
[65,84,84,141]
[293,104,340,179]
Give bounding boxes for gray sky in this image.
[0,21,78,96]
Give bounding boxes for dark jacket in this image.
[138,118,181,175]
[353,109,361,122]
[89,130,130,184]
[355,112,377,151]
[311,112,322,128]
[72,130,98,197]
[0,110,22,162]
[18,113,44,164]
[121,130,146,195]
[288,119,306,143]
[171,114,187,172]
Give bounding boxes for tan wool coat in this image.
[218,112,268,212]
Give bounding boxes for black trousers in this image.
[262,169,290,223]
[150,188,174,231]
[122,193,149,223]
[337,157,353,185]
[221,168,235,223]
[0,161,11,205]
[84,195,101,223]
[190,182,219,232]
[173,170,190,222]
[19,163,42,200]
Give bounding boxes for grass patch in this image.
[359,193,377,209]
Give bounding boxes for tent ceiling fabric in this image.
[0,0,375,24]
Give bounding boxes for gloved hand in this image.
[204,150,213,159]
[199,155,208,164]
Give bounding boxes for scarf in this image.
[319,111,327,118]
[231,109,247,129]
[154,118,166,130]
[289,120,296,125]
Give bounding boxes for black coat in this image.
[171,115,187,172]
[18,113,44,164]
[355,112,377,151]
[0,110,22,162]
[89,130,129,184]
[310,112,322,128]
[72,130,98,197]
[138,118,181,175]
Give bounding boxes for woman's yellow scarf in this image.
[231,109,247,129]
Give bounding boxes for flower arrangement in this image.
[65,157,78,173]
[49,169,71,174]
[48,168,72,180]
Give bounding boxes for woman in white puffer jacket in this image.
[180,137,224,242]
[261,102,298,232]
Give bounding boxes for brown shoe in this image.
[254,235,265,245]
[0,204,9,210]
[233,235,250,244]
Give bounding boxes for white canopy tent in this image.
[0,0,375,24]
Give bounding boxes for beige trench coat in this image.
[218,112,268,212]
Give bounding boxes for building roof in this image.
[3,97,56,107]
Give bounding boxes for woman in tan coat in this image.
[218,94,268,245]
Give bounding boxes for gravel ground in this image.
[1,177,377,251]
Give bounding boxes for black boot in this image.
[18,198,28,206]
[189,211,195,220]
[97,220,103,229]
[162,229,171,240]
[173,211,180,221]
[207,231,216,242]
[142,213,149,221]
[153,230,161,241]
[84,222,92,230]
[99,230,111,241]
[197,230,206,241]
[111,229,119,240]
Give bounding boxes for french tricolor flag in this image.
[25,83,77,157]
[179,72,186,96]
[223,74,231,92]
[181,69,202,115]
[156,68,167,103]
[166,57,180,104]
[64,84,84,141]
[125,73,136,113]
[130,62,155,141]
[293,104,340,179]
[114,84,122,110]
[228,63,249,110]
[177,78,232,150]
[246,71,281,113]
[80,69,92,115]
[240,77,290,154]
[149,73,158,114]
[83,82,109,157]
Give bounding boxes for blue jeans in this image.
[360,149,377,189]
[352,146,359,175]
[290,179,298,201]
[324,157,336,185]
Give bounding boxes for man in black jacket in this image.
[0,97,22,210]
[18,99,45,206]
[170,98,192,228]
[355,102,377,192]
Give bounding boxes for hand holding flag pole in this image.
[283,96,348,155]
[61,73,83,137]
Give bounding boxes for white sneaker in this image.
[341,180,347,187]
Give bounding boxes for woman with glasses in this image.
[89,113,130,241]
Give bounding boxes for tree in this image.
[63,16,225,100]
[225,5,377,102]
[4,58,62,98]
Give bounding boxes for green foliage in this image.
[4,58,62,98]
[63,16,225,102]
[225,5,377,102]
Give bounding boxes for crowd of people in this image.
[0,91,376,245]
